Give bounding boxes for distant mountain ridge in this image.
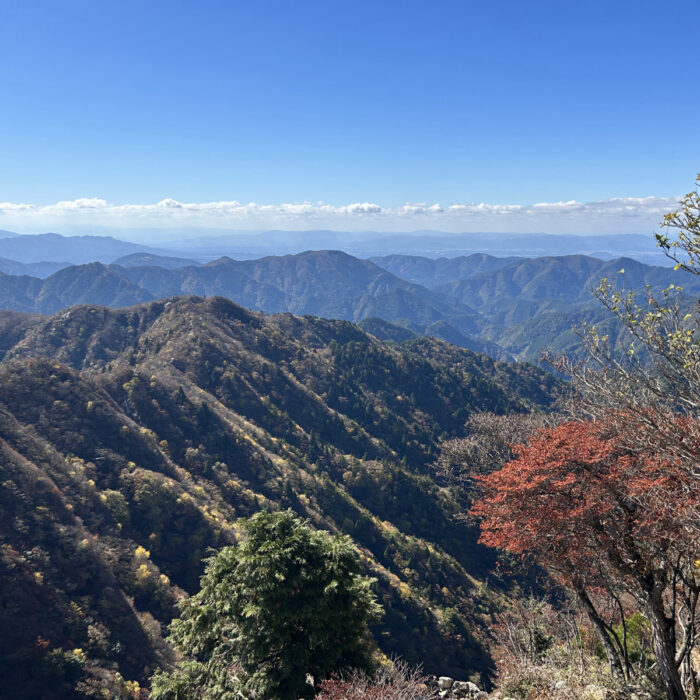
[112,252,200,269]
[0,257,73,278]
[163,230,672,264]
[0,229,671,265]
[0,232,175,264]
[371,253,523,287]
[0,249,695,362]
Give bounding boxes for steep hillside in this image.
[436,255,700,310]
[35,263,155,314]
[0,272,44,312]
[0,297,562,697]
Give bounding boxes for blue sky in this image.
[1,0,698,234]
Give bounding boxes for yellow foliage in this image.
[136,563,151,582]
[34,571,44,585]
[134,545,150,559]
[376,651,392,666]
[125,680,141,697]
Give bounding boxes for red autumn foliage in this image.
[472,420,693,583]
[471,419,700,700]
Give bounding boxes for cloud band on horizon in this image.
[0,195,680,234]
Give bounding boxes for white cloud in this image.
[0,194,681,234]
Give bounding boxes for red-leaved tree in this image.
[471,419,700,700]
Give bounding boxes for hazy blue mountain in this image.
[112,252,201,268]
[0,273,44,313]
[57,227,668,264]
[363,232,668,262]
[0,257,73,278]
[172,229,668,263]
[0,232,172,264]
[118,250,478,325]
[24,261,73,277]
[0,252,480,338]
[0,249,695,363]
[0,228,672,265]
[371,253,523,287]
[437,255,700,311]
[0,257,31,276]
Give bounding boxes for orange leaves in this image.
[471,418,695,587]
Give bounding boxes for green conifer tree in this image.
[151,510,381,699]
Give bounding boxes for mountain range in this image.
[0,248,696,362]
[0,296,562,695]
[0,232,172,266]
[0,229,673,265]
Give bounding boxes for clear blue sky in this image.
[1,0,698,212]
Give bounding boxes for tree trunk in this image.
[645,589,686,700]
[574,586,626,682]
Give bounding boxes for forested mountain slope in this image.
[0,296,561,697]
[0,251,500,357]
[1,250,694,363]
[370,253,522,287]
